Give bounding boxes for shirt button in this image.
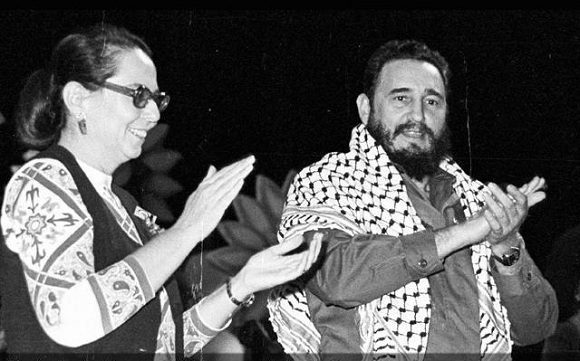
[418,259,428,268]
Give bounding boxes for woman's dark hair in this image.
[15,23,152,149]
[545,224,580,322]
[362,39,451,105]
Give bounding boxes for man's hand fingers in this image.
[527,191,547,208]
[485,184,513,225]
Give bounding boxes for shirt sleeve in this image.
[182,298,231,356]
[492,242,559,346]
[0,159,156,348]
[541,321,578,358]
[304,227,443,308]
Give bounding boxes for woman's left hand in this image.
[229,233,322,299]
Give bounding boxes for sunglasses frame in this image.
[102,81,170,112]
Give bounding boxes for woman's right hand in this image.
[171,155,255,245]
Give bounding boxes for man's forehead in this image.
[379,59,445,94]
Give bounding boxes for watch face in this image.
[496,247,521,266]
[243,293,256,307]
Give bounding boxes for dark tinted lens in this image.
[133,86,169,111]
[155,93,170,112]
[133,86,151,109]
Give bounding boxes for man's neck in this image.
[391,162,432,194]
[409,176,431,195]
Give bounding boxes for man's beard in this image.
[366,114,452,180]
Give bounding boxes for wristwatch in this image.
[492,246,521,266]
[226,278,255,307]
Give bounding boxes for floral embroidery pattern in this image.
[134,205,164,236]
[24,213,47,236]
[94,262,147,328]
[183,312,216,357]
[2,158,214,355]
[1,159,147,343]
[154,290,176,360]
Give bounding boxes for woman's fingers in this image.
[176,156,255,239]
[244,235,322,292]
[203,165,217,180]
[292,237,322,274]
[271,233,304,255]
[306,236,322,266]
[215,179,245,208]
[237,231,326,294]
[196,156,255,209]
[206,155,255,186]
[270,233,322,269]
[303,234,322,267]
[205,163,254,205]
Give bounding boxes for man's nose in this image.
[408,100,425,122]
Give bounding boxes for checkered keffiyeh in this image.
[267,124,512,361]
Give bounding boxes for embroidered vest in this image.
[0,145,183,359]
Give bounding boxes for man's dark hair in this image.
[362,39,451,103]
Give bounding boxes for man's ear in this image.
[356,93,371,126]
[62,81,89,116]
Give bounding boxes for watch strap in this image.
[492,246,521,266]
[226,278,255,307]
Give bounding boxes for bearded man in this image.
[267,39,557,361]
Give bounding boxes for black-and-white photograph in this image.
[0,9,578,361]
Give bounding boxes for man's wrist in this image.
[492,246,521,267]
[490,232,522,257]
[491,233,523,267]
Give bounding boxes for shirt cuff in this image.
[193,297,232,334]
[124,255,155,301]
[492,250,539,296]
[402,230,444,277]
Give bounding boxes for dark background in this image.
[0,9,579,356]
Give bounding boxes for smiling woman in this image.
[0,22,321,360]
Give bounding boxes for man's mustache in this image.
[393,122,435,138]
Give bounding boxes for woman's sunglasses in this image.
[102,81,170,112]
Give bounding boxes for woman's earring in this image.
[76,112,87,135]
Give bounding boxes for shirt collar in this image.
[400,166,458,207]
